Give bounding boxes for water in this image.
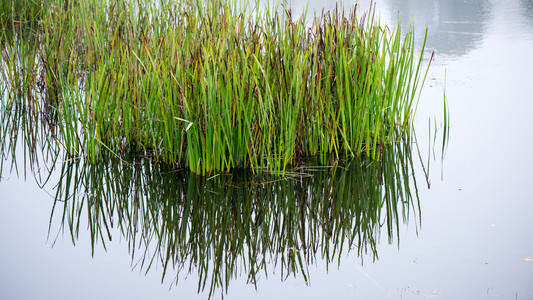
[1,0,533,299]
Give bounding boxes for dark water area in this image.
[1,0,533,299]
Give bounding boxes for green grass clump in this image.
[0,0,49,24]
[1,0,432,175]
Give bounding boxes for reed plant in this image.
[0,0,51,26]
[0,3,437,297]
[1,0,432,174]
[0,15,61,178]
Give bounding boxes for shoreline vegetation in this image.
[1,0,432,175]
[0,2,429,296]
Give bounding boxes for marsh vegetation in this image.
[0,0,435,298]
[1,0,431,175]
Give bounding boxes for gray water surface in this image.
[1,0,532,299]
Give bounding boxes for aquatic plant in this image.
[1,79,423,299]
[0,2,441,298]
[0,0,50,25]
[0,0,432,174]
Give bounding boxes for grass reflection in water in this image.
[48,138,418,298]
[1,67,422,298]
[0,1,433,297]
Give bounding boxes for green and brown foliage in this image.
[1,0,432,174]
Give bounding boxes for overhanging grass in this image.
[1,0,432,175]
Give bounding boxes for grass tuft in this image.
[1,0,432,174]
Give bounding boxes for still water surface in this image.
[1,0,533,299]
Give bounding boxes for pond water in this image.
[1,0,533,299]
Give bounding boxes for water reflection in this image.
[520,0,533,24]
[384,0,492,56]
[506,0,533,40]
[45,137,419,297]
[284,0,494,58]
